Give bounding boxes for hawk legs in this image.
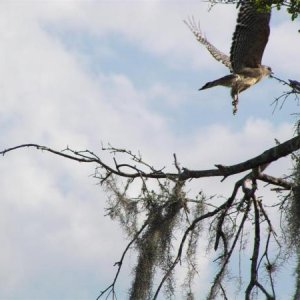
[200,74,241,114]
[200,68,271,115]
[231,93,239,115]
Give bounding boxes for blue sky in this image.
[0,1,299,299]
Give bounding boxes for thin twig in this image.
[96,219,149,299]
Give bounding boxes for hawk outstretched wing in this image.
[184,17,232,71]
[230,1,271,72]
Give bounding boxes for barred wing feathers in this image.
[184,17,232,71]
[230,1,271,72]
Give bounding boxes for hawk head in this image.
[262,65,273,77]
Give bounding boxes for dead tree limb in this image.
[1,134,300,183]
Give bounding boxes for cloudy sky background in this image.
[0,0,299,299]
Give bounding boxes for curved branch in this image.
[183,135,300,180]
[257,172,293,189]
[245,195,261,299]
[1,135,300,183]
[208,198,252,299]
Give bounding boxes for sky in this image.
[0,0,299,299]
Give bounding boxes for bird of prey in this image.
[185,1,272,114]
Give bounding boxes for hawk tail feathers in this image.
[199,74,237,90]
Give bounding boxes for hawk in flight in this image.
[185,0,272,114]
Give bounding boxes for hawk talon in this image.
[232,96,239,115]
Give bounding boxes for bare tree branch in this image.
[0,135,298,299]
[1,135,300,183]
